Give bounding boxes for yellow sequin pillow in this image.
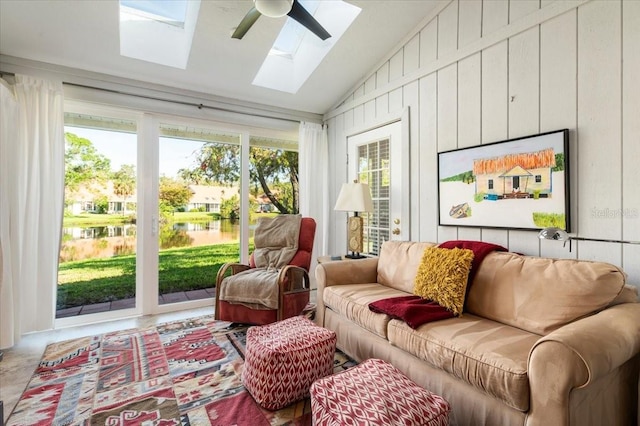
[413,247,475,316]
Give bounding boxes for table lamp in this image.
[334,181,374,259]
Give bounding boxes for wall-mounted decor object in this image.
[438,129,570,231]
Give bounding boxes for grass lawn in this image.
[57,242,250,309]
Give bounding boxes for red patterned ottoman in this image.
[242,316,337,410]
[310,358,450,425]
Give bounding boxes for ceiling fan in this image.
[232,0,331,41]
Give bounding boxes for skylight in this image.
[119,0,200,69]
[120,0,187,27]
[252,0,361,94]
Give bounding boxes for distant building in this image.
[66,181,137,215]
[186,185,238,213]
[66,182,239,215]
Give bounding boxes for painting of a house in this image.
[438,129,569,230]
[474,148,556,199]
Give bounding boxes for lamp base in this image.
[345,252,367,259]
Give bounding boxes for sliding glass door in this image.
[57,102,299,325]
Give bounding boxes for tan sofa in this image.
[315,241,640,426]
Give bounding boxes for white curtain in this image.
[298,122,328,277]
[0,75,65,349]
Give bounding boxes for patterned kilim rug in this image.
[7,315,356,426]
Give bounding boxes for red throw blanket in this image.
[368,240,507,328]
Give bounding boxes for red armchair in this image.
[215,217,316,325]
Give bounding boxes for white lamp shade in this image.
[254,0,293,18]
[334,182,374,213]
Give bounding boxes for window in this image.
[488,179,494,190]
[535,175,542,183]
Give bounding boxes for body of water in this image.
[60,220,245,262]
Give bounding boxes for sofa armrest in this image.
[526,303,640,426]
[314,257,378,326]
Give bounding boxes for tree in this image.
[159,177,193,212]
[64,132,111,191]
[179,143,298,214]
[112,164,136,215]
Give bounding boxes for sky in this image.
[65,126,204,178]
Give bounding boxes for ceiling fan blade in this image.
[232,7,262,39]
[287,0,331,40]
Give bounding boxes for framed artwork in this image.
[438,129,570,231]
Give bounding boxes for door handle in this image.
[392,228,400,235]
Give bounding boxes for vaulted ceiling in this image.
[0,0,442,115]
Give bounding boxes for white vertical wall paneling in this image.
[507,24,541,255]
[622,0,640,243]
[508,27,540,139]
[482,0,510,36]
[576,0,622,248]
[539,9,577,259]
[482,229,510,248]
[481,42,509,144]
[389,88,403,112]
[576,241,622,265]
[480,40,509,246]
[622,1,640,290]
[343,109,354,132]
[323,0,640,285]
[459,0,482,48]
[437,63,460,242]
[353,84,365,100]
[389,50,404,82]
[404,81,420,241]
[458,54,481,149]
[364,74,376,95]
[419,75,439,243]
[420,19,438,68]
[438,1,459,57]
[457,53,482,242]
[459,227,482,241]
[376,94,389,117]
[437,64,458,152]
[510,0,541,23]
[377,62,390,87]
[353,104,365,129]
[404,35,420,75]
[364,99,376,123]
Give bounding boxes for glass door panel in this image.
[57,113,138,318]
[158,124,242,305]
[348,120,405,256]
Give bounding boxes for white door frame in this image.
[346,107,410,243]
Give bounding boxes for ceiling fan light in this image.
[254,0,293,18]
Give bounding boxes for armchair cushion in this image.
[219,267,280,310]
[253,214,301,269]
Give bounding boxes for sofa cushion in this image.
[387,315,539,412]
[377,241,437,293]
[413,247,474,315]
[466,251,627,335]
[323,284,409,339]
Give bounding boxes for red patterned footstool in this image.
[310,358,450,426]
[242,316,337,410]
